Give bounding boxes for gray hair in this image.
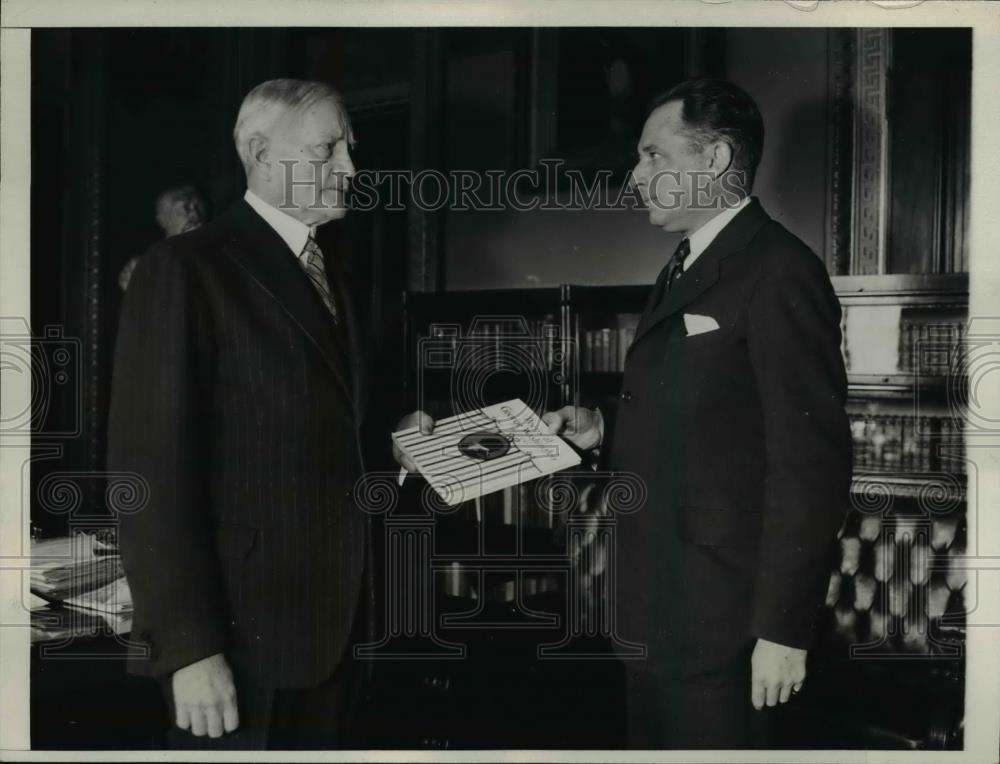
[232,78,350,172]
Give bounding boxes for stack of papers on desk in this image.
[29,592,49,611]
[31,534,124,600]
[31,533,132,634]
[392,399,581,506]
[31,607,107,643]
[64,576,133,634]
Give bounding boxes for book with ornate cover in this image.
[392,398,582,506]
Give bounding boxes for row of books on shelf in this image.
[850,414,965,474]
[423,318,563,371]
[576,317,969,377]
[579,326,637,373]
[897,320,967,375]
[416,311,968,379]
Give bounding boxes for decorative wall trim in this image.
[77,33,108,518]
[825,29,854,276]
[407,29,444,292]
[850,29,891,275]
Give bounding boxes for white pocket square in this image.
[683,313,720,336]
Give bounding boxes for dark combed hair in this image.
[648,78,765,193]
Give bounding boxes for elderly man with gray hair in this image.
[109,79,368,749]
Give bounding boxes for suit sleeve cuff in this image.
[135,621,229,678]
[749,605,823,651]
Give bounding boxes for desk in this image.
[31,607,167,750]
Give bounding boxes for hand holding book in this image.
[541,405,604,452]
[392,399,581,506]
[393,409,435,474]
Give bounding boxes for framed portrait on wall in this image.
[528,28,715,184]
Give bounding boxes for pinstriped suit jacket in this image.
[109,200,368,689]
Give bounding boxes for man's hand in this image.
[171,652,239,737]
[541,405,603,451]
[750,638,806,710]
[393,410,435,472]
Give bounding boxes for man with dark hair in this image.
[544,78,851,748]
[646,78,764,195]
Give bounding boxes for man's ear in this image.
[707,140,734,178]
[248,134,270,178]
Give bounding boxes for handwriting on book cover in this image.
[392,399,582,506]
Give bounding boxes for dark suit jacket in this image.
[605,199,851,677]
[108,200,370,689]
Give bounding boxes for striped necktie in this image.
[301,236,338,325]
[665,237,691,292]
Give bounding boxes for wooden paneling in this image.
[408,28,445,292]
[886,29,971,274]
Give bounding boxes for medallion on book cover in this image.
[458,431,512,461]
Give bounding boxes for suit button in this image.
[621,391,633,403]
[345,489,353,500]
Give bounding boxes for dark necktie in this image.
[664,237,691,292]
[301,236,339,325]
[646,237,691,315]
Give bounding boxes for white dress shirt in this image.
[683,195,752,271]
[244,189,315,260]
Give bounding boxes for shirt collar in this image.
[243,189,316,259]
[684,195,752,270]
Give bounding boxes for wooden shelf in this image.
[851,472,966,501]
[847,374,965,400]
[405,282,969,479]
[405,287,562,317]
[832,274,968,304]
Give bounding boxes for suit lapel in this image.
[220,201,354,402]
[631,253,721,349]
[629,199,770,352]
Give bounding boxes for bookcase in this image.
[836,274,968,503]
[405,274,968,502]
[397,273,968,748]
[402,287,568,417]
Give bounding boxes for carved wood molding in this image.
[825,29,854,276]
[850,28,891,276]
[74,32,109,517]
[407,29,445,293]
